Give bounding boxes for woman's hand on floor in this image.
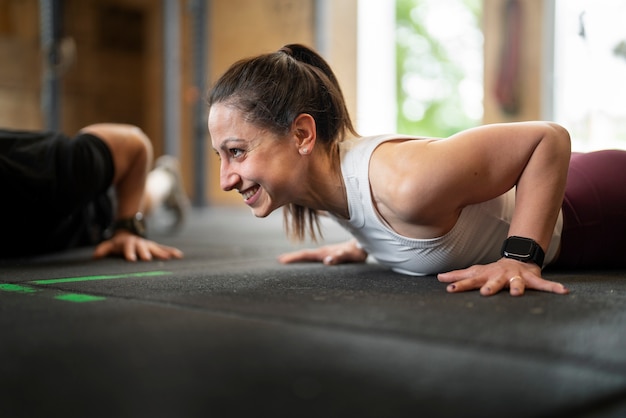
[437,258,569,296]
[92,231,184,261]
[278,239,368,266]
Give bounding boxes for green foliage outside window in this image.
[396,0,483,138]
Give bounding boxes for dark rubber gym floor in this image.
[2,207,626,418]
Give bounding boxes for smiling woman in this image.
[207,43,626,297]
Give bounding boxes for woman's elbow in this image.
[545,122,571,153]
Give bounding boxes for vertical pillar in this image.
[163,0,181,157]
[39,0,62,130]
[189,0,209,207]
[541,0,555,121]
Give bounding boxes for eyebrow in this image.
[214,138,246,152]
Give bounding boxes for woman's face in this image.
[209,103,301,218]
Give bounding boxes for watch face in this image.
[504,238,533,257]
[502,236,544,266]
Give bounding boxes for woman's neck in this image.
[299,145,349,219]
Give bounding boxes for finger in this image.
[135,240,153,261]
[123,240,138,262]
[149,243,182,260]
[171,247,184,258]
[480,277,506,296]
[93,241,113,259]
[525,276,570,295]
[508,275,526,297]
[444,277,484,293]
[323,249,349,265]
[158,245,184,259]
[278,249,323,264]
[437,269,474,283]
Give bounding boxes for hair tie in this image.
[279,46,293,56]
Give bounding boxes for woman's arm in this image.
[370,121,571,244]
[371,121,571,296]
[414,121,570,295]
[79,123,183,261]
[80,123,150,221]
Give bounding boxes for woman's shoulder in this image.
[351,133,429,144]
[367,135,452,233]
[341,134,429,158]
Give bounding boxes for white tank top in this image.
[330,135,562,276]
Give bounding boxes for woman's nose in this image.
[220,162,240,191]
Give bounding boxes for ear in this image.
[292,113,316,155]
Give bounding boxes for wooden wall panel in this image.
[61,1,161,149]
[0,0,42,129]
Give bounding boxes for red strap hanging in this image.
[495,0,523,115]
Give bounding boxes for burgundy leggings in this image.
[551,150,626,268]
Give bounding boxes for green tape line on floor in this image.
[1,270,170,303]
[30,270,170,285]
[0,283,40,293]
[0,283,103,303]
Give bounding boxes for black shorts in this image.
[0,128,115,257]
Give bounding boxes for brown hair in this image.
[208,44,357,241]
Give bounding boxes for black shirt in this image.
[0,129,115,256]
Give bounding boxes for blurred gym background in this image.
[1,0,624,207]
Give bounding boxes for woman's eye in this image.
[230,148,244,158]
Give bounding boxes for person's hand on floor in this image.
[437,258,569,296]
[278,239,367,266]
[93,231,183,261]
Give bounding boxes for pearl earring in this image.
[301,148,308,154]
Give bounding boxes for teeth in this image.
[242,186,258,200]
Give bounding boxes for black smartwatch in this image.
[113,212,146,238]
[501,236,545,267]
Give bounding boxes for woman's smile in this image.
[240,184,260,204]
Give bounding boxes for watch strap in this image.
[113,213,146,238]
[501,236,545,266]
